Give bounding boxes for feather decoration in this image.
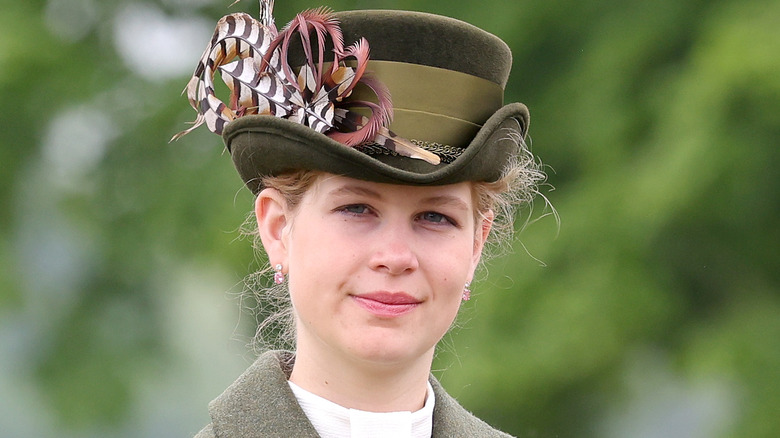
[171,11,283,140]
[172,0,440,165]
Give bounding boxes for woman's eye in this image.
[419,211,453,225]
[341,204,370,215]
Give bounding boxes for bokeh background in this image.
[1,0,778,436]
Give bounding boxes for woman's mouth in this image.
[351,292,421,317]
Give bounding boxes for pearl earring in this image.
[273,264,285,284]
[462,282,471,301]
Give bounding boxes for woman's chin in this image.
[344,336,434,368]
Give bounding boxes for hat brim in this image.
[224,102,529,194]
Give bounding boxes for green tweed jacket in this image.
[194,350,513,437]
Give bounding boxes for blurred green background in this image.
[1,0,778,436]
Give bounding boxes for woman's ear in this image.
[471,209,494,270]
[255,188,290,266]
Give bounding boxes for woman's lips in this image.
[351,292,421,317]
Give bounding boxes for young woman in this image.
[177,4,545,437]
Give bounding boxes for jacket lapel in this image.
[430,377,512,437]
[206,350,510,437]
[209,351,320,437]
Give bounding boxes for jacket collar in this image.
[207,350,508,437]
[209,351,319,437]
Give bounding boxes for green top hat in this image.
[177,8,529,194]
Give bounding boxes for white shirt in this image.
[288,381,435,438]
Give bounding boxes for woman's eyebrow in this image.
[327,185,384,200]
[421,195,470,212]
[328,186,469,211]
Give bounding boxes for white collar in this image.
[288,380,435,438]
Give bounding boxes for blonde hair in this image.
[241,130,548,352]
[471,129,549,260]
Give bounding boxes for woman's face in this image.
[263,174,491,368]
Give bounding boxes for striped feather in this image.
[172,3,438,166]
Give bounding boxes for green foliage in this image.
[1,0,777,436]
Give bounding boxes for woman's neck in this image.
[289,336,433,412]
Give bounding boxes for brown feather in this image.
[374,127,441,165]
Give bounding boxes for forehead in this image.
[308,174,475,206]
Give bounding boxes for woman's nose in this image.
[368,224,419,275]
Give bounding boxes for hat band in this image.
[348,60,504,148]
